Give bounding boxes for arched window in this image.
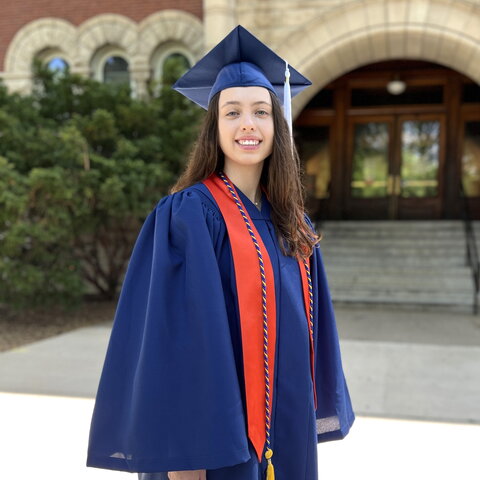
[35,48,70,76]
[161,53,190,84]
[46,57,69,73]
[91,47,131,86]
[150,44,194,87]
[103,56,130,85]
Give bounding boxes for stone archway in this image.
[1,10,204,96]
[138,9,204,65]
[275,0,480,117]
[137,10,204,94]
[75,14,139,76]
[3,18,76,92]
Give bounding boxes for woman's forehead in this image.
[219,86,272,106]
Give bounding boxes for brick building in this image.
[1,0,480,220]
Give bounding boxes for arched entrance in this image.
[295,60,480,220]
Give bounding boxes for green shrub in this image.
[0,60,202,309]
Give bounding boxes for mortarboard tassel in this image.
[265,448,275,480]
[283,61,292,136]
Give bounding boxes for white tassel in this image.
[283,61,292,136]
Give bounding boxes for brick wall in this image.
[0,0,202,69]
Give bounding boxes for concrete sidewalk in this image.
[1,392,478,480]
[0,305,479,479]
[0,305,479,424]
[336,306,480,425]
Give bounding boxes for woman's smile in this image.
[235,136,262,149]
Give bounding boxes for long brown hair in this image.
[171,90,320,258]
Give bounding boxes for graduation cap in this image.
[172,25,311,132]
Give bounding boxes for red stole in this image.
[203,172,316,461]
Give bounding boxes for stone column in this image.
[203,0,237,52]
[130,65,151,99]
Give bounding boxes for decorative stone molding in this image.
[138,10,203,83]
[3,18,76,92]
[149,43,195,84]
[1,10,204,94]
[90,46,131,83]
[270,0,480,117]
[76,14,138,77]
[2,0,480,106]
[138,10,204,66]
[203,0,237,51]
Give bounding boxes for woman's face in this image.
[218,86,274,170]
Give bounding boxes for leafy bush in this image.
[0,60,202,309]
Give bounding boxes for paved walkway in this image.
[335,306,480,425]
[0,305,479,479]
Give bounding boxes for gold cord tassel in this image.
[265,448,275,480]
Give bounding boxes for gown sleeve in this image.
[305,215,355,443]
[86,189,251,473]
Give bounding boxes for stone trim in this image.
[268,0,480,116]
[4,17,76,91]
[1,10,204,95]
[76,14,138,76]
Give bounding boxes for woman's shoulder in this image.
[155,182,223,226]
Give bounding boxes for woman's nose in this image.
[241,114,256,131]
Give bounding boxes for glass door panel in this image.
[462,121,480,197]
[351,122,389,198]
[400,120,440,198]
[301,126,331,199]
[302,127,331,199]
[347,115,444,219]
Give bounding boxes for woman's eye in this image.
[256,110,269,116]
[226,111,239,117]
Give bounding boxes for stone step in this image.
[318,220,478,311]
[316,220,465,229]
[332,299,476,314]
[318,222,466,230]
[320,237,467,247]
[330,289,474,306]
[322,255,466,267]
[320,244,465,258]
[325,264,472,278]
[318,225,480,237]
[326,264,472,278]
[320,231,468,240]
[328,276,471,292]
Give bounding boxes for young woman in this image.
[87,26,354,480]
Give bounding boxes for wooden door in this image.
[345,114,445,219]
[394,114,445,219]
[345,116,394,218]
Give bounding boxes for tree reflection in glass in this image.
[462,121,480,197]
[401,120,440,198]
[351,122,389,198]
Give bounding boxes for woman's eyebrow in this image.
[220,100,272,108]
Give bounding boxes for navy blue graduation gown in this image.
[86,181,354,480]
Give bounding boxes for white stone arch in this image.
[138,9,204,70]
[36,48,71,69]
[90,46,131,83]
[76,14,139,75]
[3,17,76,91]
[275,0,480,116]
[149,42,195,84]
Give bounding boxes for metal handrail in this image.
[459,182,480,314]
